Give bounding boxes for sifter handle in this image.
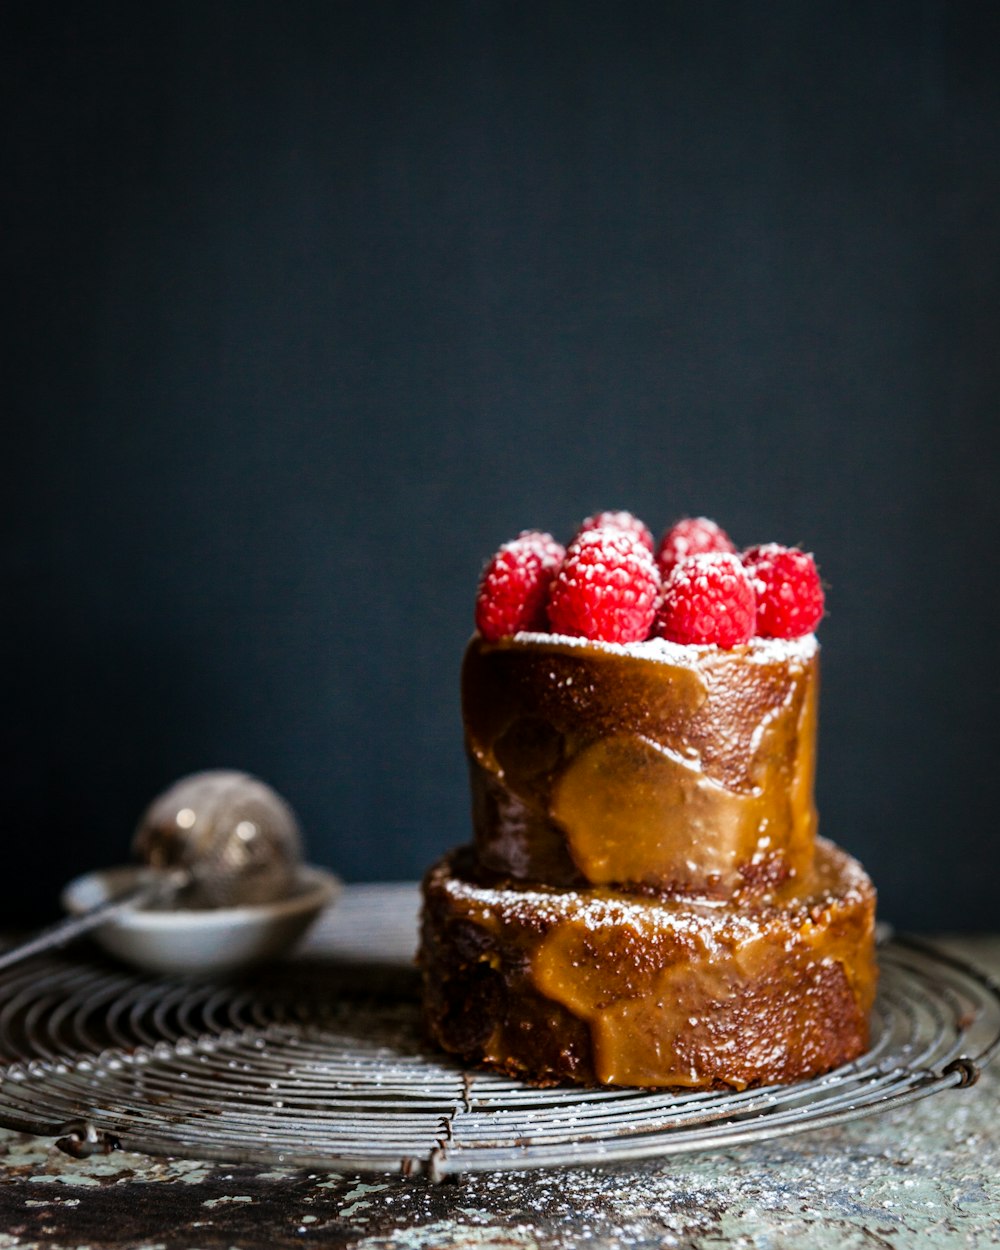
[0,868,189,974]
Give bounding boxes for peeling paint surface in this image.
[0,936,997,1249]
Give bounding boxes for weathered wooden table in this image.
[0,895,996,1250]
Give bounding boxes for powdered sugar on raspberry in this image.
[657,516,736,576]
[576,510,655,553]
[546,527,660,644]
[655,551,756,647]
[475,531,565,641]
[742,543,825,639]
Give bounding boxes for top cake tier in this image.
[462,630,819,899]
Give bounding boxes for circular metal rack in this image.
[0,884,997,1179]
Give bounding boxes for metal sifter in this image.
[0,770,312,974]
[131,769,303,909]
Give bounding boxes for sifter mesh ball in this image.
[132,770,303,908]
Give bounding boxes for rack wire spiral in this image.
[1,884,997,1179]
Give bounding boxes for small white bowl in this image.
[61,864,341,976]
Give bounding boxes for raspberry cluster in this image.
[474,512,824,647]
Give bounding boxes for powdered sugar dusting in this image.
[444,872,742,940]
[510,630,818,666]
[439,838,870,941]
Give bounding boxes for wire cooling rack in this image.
[0,884,997,1179]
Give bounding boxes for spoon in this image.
[0,770,316,974]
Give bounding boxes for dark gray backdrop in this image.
[3,2,998,930]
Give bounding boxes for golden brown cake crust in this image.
[463,632,819,899]
[421,838,877,1090]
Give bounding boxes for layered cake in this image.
[420,512,877,1089]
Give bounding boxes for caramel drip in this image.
[529,859,876,1087]
[463,635,818,896]
[551,734,791,889]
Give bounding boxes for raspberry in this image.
[547,528,659,643]
[654,552,756,647]
[742,544,824,638]
[576,510,655,553]
[475,531,566,641]
[656,516,736,578]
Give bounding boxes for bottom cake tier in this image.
[420,838,877,1089]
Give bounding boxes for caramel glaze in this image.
[421,839,877,1089]
[463,633,819,898]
